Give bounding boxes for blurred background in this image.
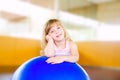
[0,0,120,80]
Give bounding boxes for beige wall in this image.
[68,5,97,20]
[66,1,120,25]
[31,0,55,9]
[97,1,120,24]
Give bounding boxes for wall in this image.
[0,36,40,66]
[0,36,120,68]
[77,41,120,68]
[97,1,120,24]
[68,4,97,20]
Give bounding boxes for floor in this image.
[83,66,120,80]
[0,65,120,80]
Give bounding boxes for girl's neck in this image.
[54,38,66,49]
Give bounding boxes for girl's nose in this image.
[55,30,58,34]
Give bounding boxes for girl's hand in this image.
[46,56,65,64]
[46,35,53,41]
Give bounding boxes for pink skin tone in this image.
[44,23,79,64]
[46,23,66,64]
[47,25,65,42]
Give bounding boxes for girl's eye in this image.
[57,27,60,29]
[50,30,54,33]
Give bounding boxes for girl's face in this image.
[48,22,65,41]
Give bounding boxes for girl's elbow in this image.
[70,56,79,63]
[75,55,79,62]
[44,52,54,57]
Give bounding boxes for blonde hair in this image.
[41,19,71,51]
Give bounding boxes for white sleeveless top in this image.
[54,40,71,56]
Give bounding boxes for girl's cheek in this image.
[50,35,54,39]
[49,33,52,37]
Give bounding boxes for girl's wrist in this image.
[48,38,54,43]
[46,35,53,42]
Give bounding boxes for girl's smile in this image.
[49,24,64,41]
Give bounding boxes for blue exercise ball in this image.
[11,56,90,80]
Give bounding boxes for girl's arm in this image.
[62,41,79,62]
[44,35,55,57]
[46,41,79,64]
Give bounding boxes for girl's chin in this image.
[54,38,64,41]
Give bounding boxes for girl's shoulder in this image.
[68,40,77,48]
[67,39,76,47]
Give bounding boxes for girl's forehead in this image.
[50,25,59,30]
[50,22,61,27]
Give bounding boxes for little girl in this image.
[41,19,79,64]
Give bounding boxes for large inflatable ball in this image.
[11,56,90,80]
